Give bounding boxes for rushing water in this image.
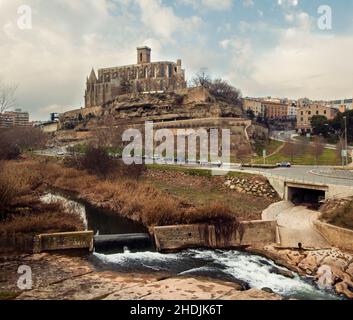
[41,192,341,300]
[92,249,340,300]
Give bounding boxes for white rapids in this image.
[93,249,340,300]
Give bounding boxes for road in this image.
[227,165,353,187]
[271,130,353,152]
[34,144,353,187]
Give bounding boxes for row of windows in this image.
[332,99,353,104]
[300,110,327,116]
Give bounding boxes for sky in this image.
[1,0,353,120]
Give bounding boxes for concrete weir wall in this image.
[314,221,353,252]
[34,231,94,253]
[153,221,277,252]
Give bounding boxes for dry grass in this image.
[0,160,83,236]
[1,158,240,228]
[321,198,353,230]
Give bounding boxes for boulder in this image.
[270,266,295,279]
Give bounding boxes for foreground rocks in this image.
[249,245,353,299]
[224,177,278,200]
[0,253,282,301]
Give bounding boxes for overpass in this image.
[266,174,353,202]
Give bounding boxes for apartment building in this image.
[330,98,353,113]
[243,98,265,118]
[297,104,337,133]
[263,100,289,120]
[0,109,30,128]
[287,102,298,120]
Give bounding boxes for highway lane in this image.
[33,145,353,187]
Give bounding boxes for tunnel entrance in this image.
[287,185,326,210]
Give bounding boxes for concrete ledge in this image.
[314,221,353,252]
[34,231,94,253]
[240,220,277,246]
[153,221,277,252]
[154,225,216,252]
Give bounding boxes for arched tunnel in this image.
[286,184,327,209]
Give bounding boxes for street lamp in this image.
[343,116,348,166]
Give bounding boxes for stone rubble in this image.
[224,177,278,200]
[249,245,353,299]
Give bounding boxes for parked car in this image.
[276,162,291,168]
[211,161,222,168]
[199,160,209,166]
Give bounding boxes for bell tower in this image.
[137,46,151,64]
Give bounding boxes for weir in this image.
[94,233,154,253]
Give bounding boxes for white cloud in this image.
[227,28,353,100]
[278,0,299,8]
[136,0,202,39]
[178,0,233,11]
[242,0,254,8]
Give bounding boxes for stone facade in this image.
[297,104,337,133]
[85,46,187,108]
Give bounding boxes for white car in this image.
[276,162,291,168]
[211,161,223,168]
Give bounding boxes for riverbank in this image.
[1,157,277,239]
[0,253,283,300]
[247,245,353,299]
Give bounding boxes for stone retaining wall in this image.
[154,221,277,252]
[33,231,94,253]
[314,221,353,252]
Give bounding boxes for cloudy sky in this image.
[1,0,353,120]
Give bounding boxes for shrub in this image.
[0,127,47,160]
[80,146,117,178]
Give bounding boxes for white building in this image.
[287,102,297,120]
[330,98,353,112]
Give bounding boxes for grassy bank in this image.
[1,157,277,239]
[254,145,342,166]
[0,160,84,238]
[321,199,353,230]
[145,167,274,221]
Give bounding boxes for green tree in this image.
[246,109,255,120]
[330,110,353,143]
[311,115,330,137]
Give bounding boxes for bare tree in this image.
[191,69,211,88]
[312,136,325,166]
[282,138,301,163]
[209,78,241,105]
[0,80,17,113]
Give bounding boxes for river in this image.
[41,192,341,300]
